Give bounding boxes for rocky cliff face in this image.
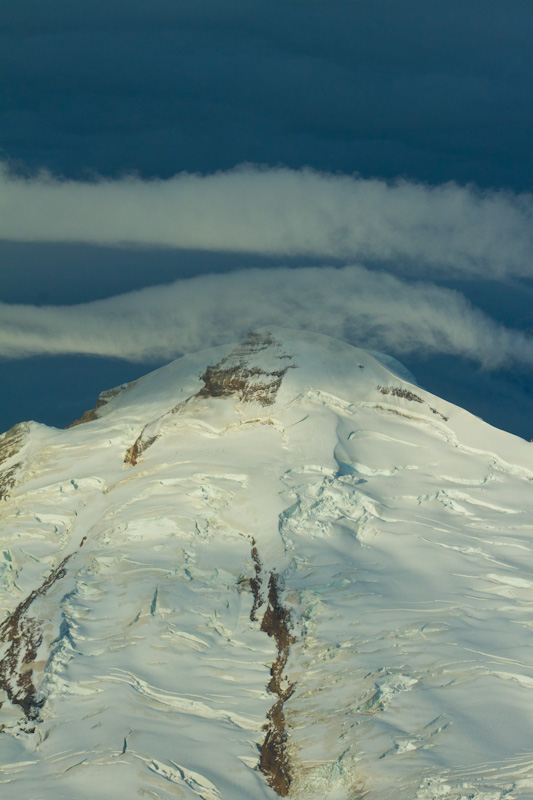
[1,328,533,800]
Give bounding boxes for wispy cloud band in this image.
[2,266,532,371]
[2,165,533,279]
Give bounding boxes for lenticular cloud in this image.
[1,265,533,371]
[1,164,533,279]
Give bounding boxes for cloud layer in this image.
[2,165,533,280]
[2,265,532,373]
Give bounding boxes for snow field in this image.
[1,328,533,799]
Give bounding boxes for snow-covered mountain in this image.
[1,327,533,800]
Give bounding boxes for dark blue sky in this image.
[2,1,533,438]
[3,0,533,188]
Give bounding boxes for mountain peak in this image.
[1,329,533,799]
[65,327,425,429]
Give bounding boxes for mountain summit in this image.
[1,328,533,800]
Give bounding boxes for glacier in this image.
[1,327,533,800]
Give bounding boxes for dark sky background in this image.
[2,1,533,439]
[3,0,533,188]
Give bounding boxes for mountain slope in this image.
[1,328,533,800]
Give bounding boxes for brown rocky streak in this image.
[0,537,87,730]
[124,434,157,466]
[249,539,263,622]
[250,542,295,796]
[198,332,294,407]
[67,382,137,428]
[378,385,448,421]
[378,385,424,403]
[0,461,22,502]
[0,423,28,501]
